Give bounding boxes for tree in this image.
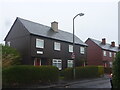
[2,44,21,68]
[112,51,120,88]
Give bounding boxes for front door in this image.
[34,58,41,66]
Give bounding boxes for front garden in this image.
[2,65,105,88]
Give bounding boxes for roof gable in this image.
[18,17,87,46]
[88,38,118,52]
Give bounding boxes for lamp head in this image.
[79,13,84,16]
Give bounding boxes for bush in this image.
[104,67,112,74]
[62,66,104,80]
[113,51,120,88]
[2,65,59,87]
[62,68,73,80]
[2,45,21,68]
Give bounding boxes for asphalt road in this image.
[65,78,111,88]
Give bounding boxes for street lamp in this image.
[73,13,84,79]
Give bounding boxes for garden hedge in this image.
[62,66,104,80]
[2,65,59,87]
[104,67,112,74]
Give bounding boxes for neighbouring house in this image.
[85,38,119,68]
[4,17,87,70]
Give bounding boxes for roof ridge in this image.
[17,17,87,46]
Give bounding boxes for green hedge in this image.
[113,51,120,88]
[2,65,59,87]
[104,67,112,74]
[62,66,104,80]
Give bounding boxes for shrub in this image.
[113,51,120,88]
[62,66,104,80]
[104,67,112,74]
[2,65,59,87]
[62,68,73,80]
[2,45,21,68]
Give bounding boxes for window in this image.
[52,59,62,70]
[54,42,61,51]
[109,52,112,57]
[109,62,112,68]
[114,53,116,57]
[36,38,44,48]
[37,51,43,54]
[69,45,73,52]
[80,47,85,54]
[7,41,10,46]
[67,60,73,68]
[103,50,107,56]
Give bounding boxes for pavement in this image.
[5,74,110,89]
[35,74,110,88]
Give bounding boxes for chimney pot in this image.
[51,21,58,32]
[111,41,115,47]
[102,38,106,45]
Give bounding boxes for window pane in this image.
[109,52,112,57]
[103,51,106,56]
[68,60,73,68]
[80,47,85,54]
[54,42,61,51]
[69,45,73,52]
[52,59,62,70]
[36,39,44,48]
[114,53,116,57]
[7,41,11,46]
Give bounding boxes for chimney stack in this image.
[111,41,115,47]
[51,21,58,32]
[102,38,106,45]
[119,44,120,49]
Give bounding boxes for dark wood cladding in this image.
[5,19,31,65]
[4,18,87,69]
[30,35,87,69]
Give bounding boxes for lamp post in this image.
[73,13,84,79]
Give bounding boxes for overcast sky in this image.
[0,0,119,46]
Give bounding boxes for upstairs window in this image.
[54,42,61,51]
[109,52,112,57]
[7,41,11,46]
[103,50,107,56]
[36,38,44,48]
[69,45,73,52]
[80,47,85,54]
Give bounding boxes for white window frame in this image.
[103,50,107,56]
[67,60,73,68]
[109,62,112,68]
[69,45,73,52]
[7,41,11,46]
[54,42,61,51]
[80,47,85,54]
[52,59,62,70]
[109,52,112,57]
[36,38,44,48]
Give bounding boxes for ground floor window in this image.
[52,59,62,70]
[109,62,112,68]
[67,60,73,68]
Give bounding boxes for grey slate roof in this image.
[89,38,118,52]
[18,17,87,46]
